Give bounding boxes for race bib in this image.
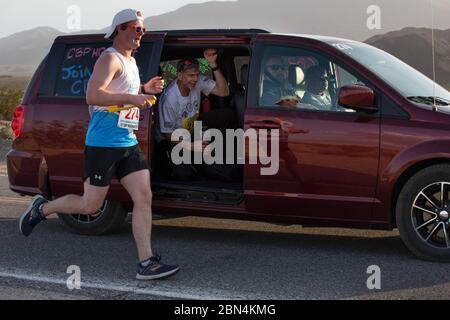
[118,107,140,131]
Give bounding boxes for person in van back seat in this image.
[18,8,180,281]
[156,49,236,181]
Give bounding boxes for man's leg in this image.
[120,169,179,280]
[160,140,196,181]
[19,179,109,236]
[42,179,110,217]
[42,145,119,217]
[119,170,153,262]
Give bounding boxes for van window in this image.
[40,42,152,98]
[54,44,108,97]
[258,45,366,112]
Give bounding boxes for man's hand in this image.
[204,48,229,97]
[204,48,218,68]
[129,94,157,110]
[143,76,165,94]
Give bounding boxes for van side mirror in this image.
[338,85,377,113]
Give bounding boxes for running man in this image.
[19,9,180,280]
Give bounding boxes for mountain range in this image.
[366,27,450,89]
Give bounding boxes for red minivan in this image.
[7,29,450,262]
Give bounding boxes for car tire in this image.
[57,201,129,235]
[396,164,450,262]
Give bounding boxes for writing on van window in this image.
[55,44,108,97]
[61,65,92,80]
[61,65,92,95]
[66,47,106,60]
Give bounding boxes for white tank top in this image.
[85,47,141,147]
[89,47,141,114]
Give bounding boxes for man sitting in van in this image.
[302,66,333,110]
[260,55,292,106]
[157,49,236,181]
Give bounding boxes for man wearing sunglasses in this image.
[19,9,180,281]
[302,66,333,110]
[260,55,292,106]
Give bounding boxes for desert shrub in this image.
[0,123,13,140]
[0,89,23,121]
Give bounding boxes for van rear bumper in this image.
[7,149,50,197]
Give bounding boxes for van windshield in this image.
[329,41,450,106]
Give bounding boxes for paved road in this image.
[1,174,450,300]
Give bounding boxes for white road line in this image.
[0,271,252,300]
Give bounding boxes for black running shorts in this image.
[84,145,149,187]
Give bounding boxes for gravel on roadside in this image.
[0,139,12,175]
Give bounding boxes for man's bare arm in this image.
[210,68,230,97]
[86,53,154,108]
[203,48,229,97]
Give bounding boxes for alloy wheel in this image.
[412,182,450,248]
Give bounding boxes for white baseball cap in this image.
[104,9,144,39]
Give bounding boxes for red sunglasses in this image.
[130,25,146,34]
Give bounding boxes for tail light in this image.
[11,105,25,138]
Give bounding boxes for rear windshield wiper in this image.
[407,96,450,106]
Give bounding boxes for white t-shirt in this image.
[159,75,216,136]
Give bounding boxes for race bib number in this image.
[118,107,140,131]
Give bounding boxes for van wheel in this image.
[396,164,450,261]
[57,201,128,235]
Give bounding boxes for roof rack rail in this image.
[155,29,270,35]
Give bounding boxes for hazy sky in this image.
[0,0,236,38]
